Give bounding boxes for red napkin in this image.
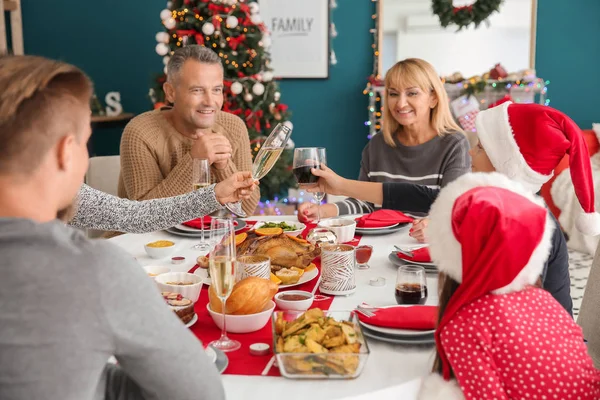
[396,247,431,263]
[356,209,413,228]
[182,217,240,229]
[182,216,213,229]
[358,305,437,330]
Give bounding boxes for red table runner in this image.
[186,221,362,376]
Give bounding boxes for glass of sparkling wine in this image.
[191,159,211,250]
[208,217,241,352]
[225,123,292,217]
[293,147,326,223]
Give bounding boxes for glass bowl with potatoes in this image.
[272,308,370,379]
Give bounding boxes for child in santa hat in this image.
[303,102,600,314]
[416,172,600,400]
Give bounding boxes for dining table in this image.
[109,215,439,400]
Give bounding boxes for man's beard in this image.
[56,200,78,223]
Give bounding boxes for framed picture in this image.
[259,0,329,79]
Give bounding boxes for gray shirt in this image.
[335,132,471,215]
[69,183,223,234]
[0,218,224,400]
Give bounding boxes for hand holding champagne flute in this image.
[225,123,292,217]
[191,159,211,250]
[208,218,241,352]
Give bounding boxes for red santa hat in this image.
[475,101,600,236]
[419,172,555,398]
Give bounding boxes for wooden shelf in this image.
[3,0,18,11]
[91,113,135,124]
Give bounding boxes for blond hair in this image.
[382,58,463,147]
[0,55,93,174]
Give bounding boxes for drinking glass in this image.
[191,159,211,250]
[208,218,241,352]
[355,245,373,270]
[395,265,428,305]
[293,147,326,223]
[225,123,292,217]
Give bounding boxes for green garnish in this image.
[259,221,298,231]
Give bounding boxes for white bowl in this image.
[144,241,177,259]
[155,272,203,303]
[207,300,275,333]
[318,219,357,243]
[274,290,314,311]
[142,265,171,278]
[254,221,306,237]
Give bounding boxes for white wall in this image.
[381,0,533,77]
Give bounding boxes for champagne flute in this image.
[225,123,292,217]
[191,159,211,250]
[208,218,241,352]
[293,147,326,223]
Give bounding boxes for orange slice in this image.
[270,272,282,285]
[235,232,247,246]
[291,267,305,277]
[304,263,317,272]
[255,227,283,236]
[289,235,309,244]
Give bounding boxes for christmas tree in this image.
[150,0,295,201]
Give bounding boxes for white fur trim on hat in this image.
[428,172,553,290]
[417,374,464,400]
[576,211,600,236]
[475,101,551,193]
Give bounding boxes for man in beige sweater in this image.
[118,45,259,216]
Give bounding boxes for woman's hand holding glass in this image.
[214,172,258,205]
[300,164,349,196]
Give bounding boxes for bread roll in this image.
[209,276,278,315]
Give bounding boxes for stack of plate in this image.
[358,319,435,345]
[165,219,247,238]
[387,252,437,273]
[354,223,408,236]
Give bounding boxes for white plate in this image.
[193,268,212,286]
[355,223,407,236]
[253,221,306,237]
[185,313,198,328]
[278,267,319,289]
[204,346,217,364]
[362,326,435,345]
[358,319,435,337]
[354,222,399,230]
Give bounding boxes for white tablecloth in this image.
[109,216,437,400]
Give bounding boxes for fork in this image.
[355,304,376,317]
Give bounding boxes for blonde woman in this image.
[298,58,470,222]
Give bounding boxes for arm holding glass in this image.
[69,173,256,234]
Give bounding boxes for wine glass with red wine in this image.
[293,147,326,223]
[395,265,428,305]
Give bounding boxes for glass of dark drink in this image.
[355,245,373,270]
[293,147,327,223]
[395,265,428,305]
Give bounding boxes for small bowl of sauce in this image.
[274,290,314,311]
[144,240,177,259]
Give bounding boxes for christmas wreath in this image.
[432,0,503,30]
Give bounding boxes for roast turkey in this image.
[237,233,320,270]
